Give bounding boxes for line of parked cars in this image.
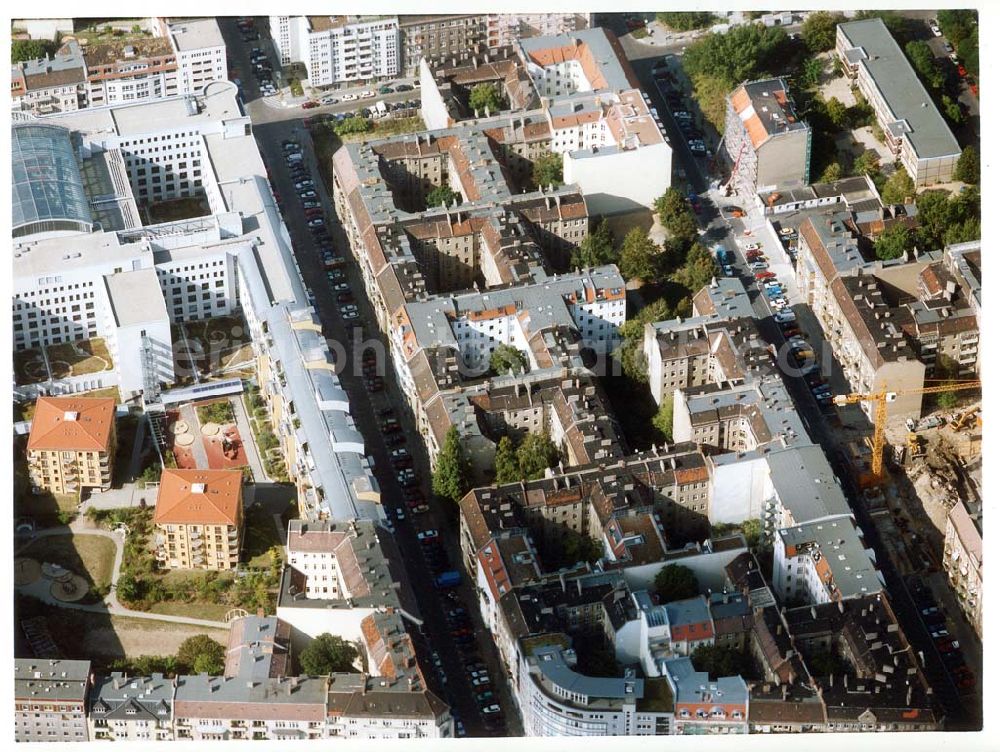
[652,60,707,155]
[248,41,277,97]
[908,578,976,693]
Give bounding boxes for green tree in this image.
[652,398,673,442]
[11,39,56,63]
[656,12,716,31]
[852,151,881,178]
[516,432,561,480]
[940,95,963,125]
[905,41,944,89]
[494,436,520,484]
[937,10,978,47]
[572,219,616,269]
[683,23,789,88]
[799,56,824,88]
[653,563,700,603]
[671,244,716,294]
[689,73,734,132]
[468,82,501,114]
[532,152,563,188]
[426,184,460,207]
[802,11,844,54]
[298,633,358,675]
[937,391,958,410]
[654,187,700,246]
[956,37,978,77]
[818,162,842,183]
[879,167,915,205]
[825,97,849,130]
[490,343,528,376]
[741,518,763,549]
[954,146,979,185]
[432,427,471,504]
[874,222,914,260]
[691,644,754,677]
[177,635,225,674]
[618,228,659,283]
[333,115,373,136]
[563,531,604,565]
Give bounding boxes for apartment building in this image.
[270,15,400,86]
[11,40,87,116]
[398,15,487,75]
[836,18,960,186]
[14,659,91,743]
[772,515,883,605]
[164,18,227,96]
[83,38,178,107]
[518,640,674,735]
[173,675,328,741]
[224,615,292,681]
[26,396,117,496]
[724,77,811,196]
[486,14,590,49]
[326,674,453,739]
[88,673,175,741]
[153,468,244,571]
[943,500,982,637]
[664,657,749,734]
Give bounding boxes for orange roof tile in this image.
[154,468,243,525]
[27,397,116,453]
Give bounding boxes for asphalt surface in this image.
[219,16,520,738]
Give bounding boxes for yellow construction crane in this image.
[834,380,980,483]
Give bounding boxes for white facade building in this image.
[166,18,227,96]
[269,16,400,87]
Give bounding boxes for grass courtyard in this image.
[146,195,211,224]
[19,534,117,591]
[172,314,253,381]
[14,338,114,386]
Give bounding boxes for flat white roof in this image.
[168,18,225,52]
[104,267,169,327]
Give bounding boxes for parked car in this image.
[302,100,320,109]
[754,271,776,281]
[416,530,439,542]
[396,83,414,92]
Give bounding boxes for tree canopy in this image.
[468,83,502,114]
[12,39,56,63]
[653,563,700,603]
[691,643,756,677]
[671,243,716,294]
[955,146,979,185]
[802,11,844,54]
[333,115,373,136]
[818,162,842,184]
[432,427,472,504]
[426,184,460,208]
[572,219,616,269]
[532,152,563,189]
[654,187,700,246]
[299,633,358,675]
[494,436,520,485]
[915,188,981,250]
[177,635,224,675]
[516,432,561,480]
[656,12,716,31]
[879,167,915,205]
[618,228,660,283]
[652,398,673,442]
[683,23,789,88]
[905,41,944,89]
[874,222,914,261]
[490,343,528,376]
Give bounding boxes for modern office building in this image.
[26,396,117,495]
[836,18,961,186]
[153,468,244,570]
[83,37,179,107]
[723,77,811,196]
[269,15,400,86]
[14,659,92,743]
[162,18,227,96]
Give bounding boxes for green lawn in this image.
[19,534,116,589]
[147,196,210,224]
[243,504,283,567]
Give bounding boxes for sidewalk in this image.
[231,394,269,482]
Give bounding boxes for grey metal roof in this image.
[12,123,93,237]
[766,444,851,524]
[664,656,748,705]
[15,659,91,702]
[665,596,712,627]
[530,644,643,701]
[90,673,174,721]
[839,18,961,161]
[777,514,884,599]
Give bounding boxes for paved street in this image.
[219,15,520,737]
